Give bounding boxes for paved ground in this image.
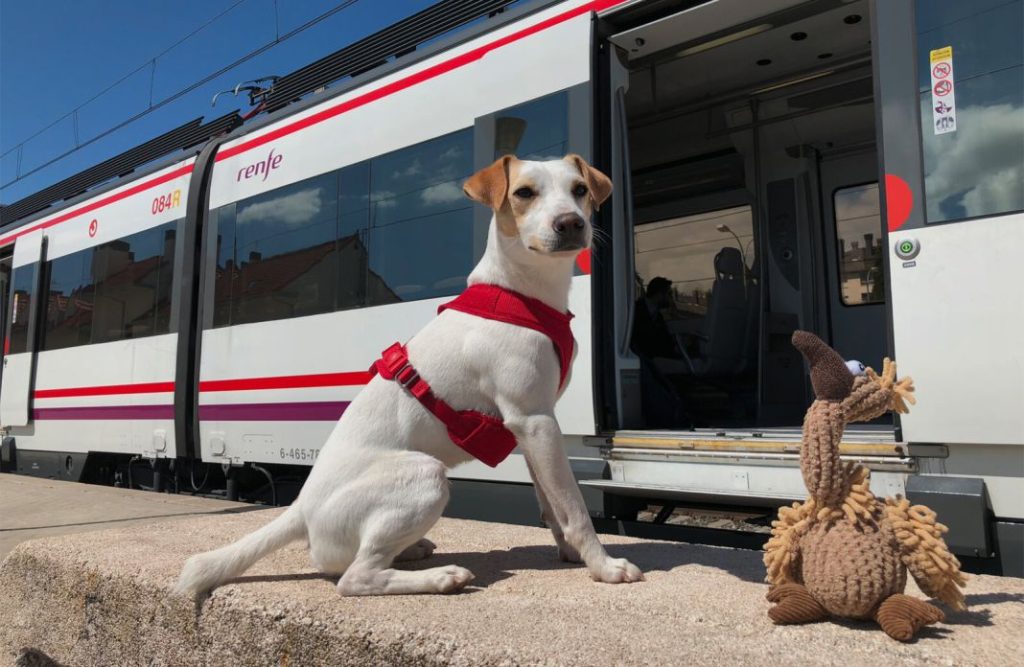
[0,474,254,558]
[2,479,1022,666]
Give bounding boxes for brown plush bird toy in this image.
[764,331,967,641]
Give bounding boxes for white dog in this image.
[176,155,643,597]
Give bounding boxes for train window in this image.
[222,172,341,326]
[7,265,36,355]
[916,0,1024,223]
[365,129,475,305]
[337,163,370,310]
[153,227,176,333]
[42,249,95,351]
[211,204,236,328]
[0,259,9,354]
[494,91,569,160]
[834,184,885,306]
[634,206,755,318]
[92,223,177,343]
[210,127,477,327]
[40,220,178,351]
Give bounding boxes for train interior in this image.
[613,0,889,431]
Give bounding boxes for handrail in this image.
[615,86,637,357]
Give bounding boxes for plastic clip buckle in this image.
[375,343,408,378]
[395,363,420,391]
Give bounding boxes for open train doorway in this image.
[607,0,888,431]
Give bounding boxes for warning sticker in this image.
[930,46,956,135]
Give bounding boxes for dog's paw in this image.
[591,557,644,584]
[395,538,437,562]
[432,565,475,593]
[557,543,583,563]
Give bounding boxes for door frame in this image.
[0,231,46,427]
[817,148,889,366]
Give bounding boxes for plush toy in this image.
[764,331,967,641]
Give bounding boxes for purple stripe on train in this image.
[33,405,175,420]
[32,402,350,421]
[198,401,350,421]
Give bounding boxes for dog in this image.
[175,154,643,597]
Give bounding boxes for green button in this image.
[895,238,920,260]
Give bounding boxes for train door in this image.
[819,150,886,367]
[604,0,882,430]
[581,0,918,516]
[0,253,12,383]
[0,230,44,426]
[877,0,1024,448]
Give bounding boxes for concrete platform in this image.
[2,486,1023,666]
[0,474,253,559]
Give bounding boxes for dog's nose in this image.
[553,213,585,234]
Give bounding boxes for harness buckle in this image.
[370,337,515,468]
[395,363,420,389]
[374,344,429,398]
[376,343,409,378]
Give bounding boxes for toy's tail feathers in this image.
[764,498,815,585]
[885,497,968,611]
[175,506,306,597]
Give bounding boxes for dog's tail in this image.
[174,505,306,597]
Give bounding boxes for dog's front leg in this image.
[511,413,643,584]
[525,458,581,563]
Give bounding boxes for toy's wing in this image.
[885,497,967,611]
[843,358,916,423]
[764,499,815,586]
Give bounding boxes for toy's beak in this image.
[792,330,854,401]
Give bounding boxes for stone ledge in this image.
[2,508,1022,666]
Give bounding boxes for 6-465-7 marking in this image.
[280,447,319,462]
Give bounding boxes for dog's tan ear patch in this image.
[464,156,515,210]
[566,154,613,208]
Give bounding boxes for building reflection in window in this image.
[834,183,884,306]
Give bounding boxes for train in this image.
[1,0,1021,575]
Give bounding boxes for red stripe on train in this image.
[34,381,176,399]
[3,0,629,249]
[216,0,626,162]
[0,165,194,248]
[33,371,374,398]
[198,371,372,392]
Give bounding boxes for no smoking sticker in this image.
[929,46,956,134]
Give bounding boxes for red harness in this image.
[370,284,575,467]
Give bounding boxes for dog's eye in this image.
[514,187,535,199]
[572,184,588,198]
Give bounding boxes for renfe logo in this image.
[237,148,283,182]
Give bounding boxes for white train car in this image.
[0,158,193,470]
[194,0,601,485]
[1,0,1020,574]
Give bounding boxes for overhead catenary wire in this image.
[0,0,250,161]
[1,0,361,191]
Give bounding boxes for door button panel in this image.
[895,238,920,260]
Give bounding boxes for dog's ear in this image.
[565,154,613,209]
[464,156,514,210]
